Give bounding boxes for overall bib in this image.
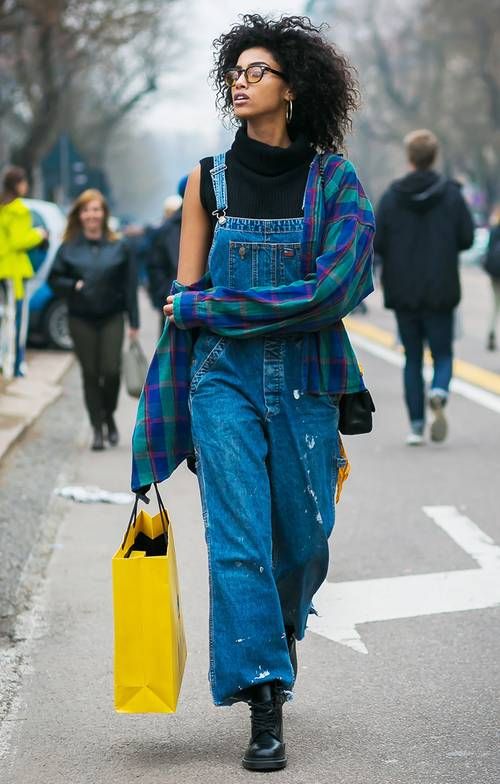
[189,154,342,706]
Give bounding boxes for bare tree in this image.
[420,0,500,207]
[0,0,179,177]
[67,6,184,170]
[310,0,500,210]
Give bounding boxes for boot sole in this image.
[242,756,287,772]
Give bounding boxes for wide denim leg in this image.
[190,343,294,705]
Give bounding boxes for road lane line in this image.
[422,506,500,571]
[309,506,500,654]
[309,569,500,655]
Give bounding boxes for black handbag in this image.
[338,389,375,435]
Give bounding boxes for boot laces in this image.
[249,701,278,739]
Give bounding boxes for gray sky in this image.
[142,0,307,146]
[109,1,310,220]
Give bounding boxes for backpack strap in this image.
[209,152,228,225]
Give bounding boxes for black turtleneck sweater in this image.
[200,128,315,228]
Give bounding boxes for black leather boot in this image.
[285,626,298,678]
[91,426,105,451]
[105,415,119,446]
[242,682,287,772]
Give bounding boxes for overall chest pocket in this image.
[228,242,302,289]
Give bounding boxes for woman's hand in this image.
[163,295,176,323]
[128,328,140,341]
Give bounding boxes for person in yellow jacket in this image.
[0,166,47,376]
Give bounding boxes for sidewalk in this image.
[0,350,74,461]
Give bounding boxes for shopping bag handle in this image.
[121,495,139,551]
[153,483,170,550]
[121,484,169,552]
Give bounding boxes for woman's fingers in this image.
[163,295,175,322]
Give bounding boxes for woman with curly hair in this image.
[133,14,374,771]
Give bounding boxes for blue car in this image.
[25,199,72,350]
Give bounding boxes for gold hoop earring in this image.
[286,99,293,124]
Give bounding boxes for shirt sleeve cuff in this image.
[172,293,185,327]
[170,279,189,294]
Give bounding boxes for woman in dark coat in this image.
[49,189,139,450]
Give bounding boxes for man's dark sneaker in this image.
[106,415,119,446]
[487,331,496,351]
[285,626,297,678]
[242,682,287,772]
[429,395,448,442]
[91,426,105,451]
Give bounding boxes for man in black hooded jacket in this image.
[374,129,474,445]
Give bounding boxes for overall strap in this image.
[209,152,228,225]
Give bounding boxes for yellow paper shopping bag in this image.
[112,489,187,713]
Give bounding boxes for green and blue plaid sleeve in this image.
[172,159,375,336]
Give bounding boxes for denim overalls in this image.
[189,153,342,706]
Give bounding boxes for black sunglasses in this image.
[224,62,287,87]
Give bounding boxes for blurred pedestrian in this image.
[374,129,474,445]
[147,176,188,335]
[162,193,183,218]
[49,189,139,451]
[136,224,160,287]
[143,14,374,771]
[484,206,500,351]
[0,166,48,376]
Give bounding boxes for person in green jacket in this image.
[0,166,47,376]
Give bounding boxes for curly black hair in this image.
[210,14,359,151]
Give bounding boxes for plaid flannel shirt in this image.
[131,154,375,493]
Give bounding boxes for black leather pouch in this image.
[338,390,375,435]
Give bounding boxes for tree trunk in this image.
[12,23,63,180]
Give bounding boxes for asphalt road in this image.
[0,289,499,784]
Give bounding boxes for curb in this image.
[0,351,74,462]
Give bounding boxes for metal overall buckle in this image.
[212,208,227,226]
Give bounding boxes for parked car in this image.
[25,199,71,350]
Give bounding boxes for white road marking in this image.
[350,333,500,414]
[309,506,500,654]
[422,505,500,571]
